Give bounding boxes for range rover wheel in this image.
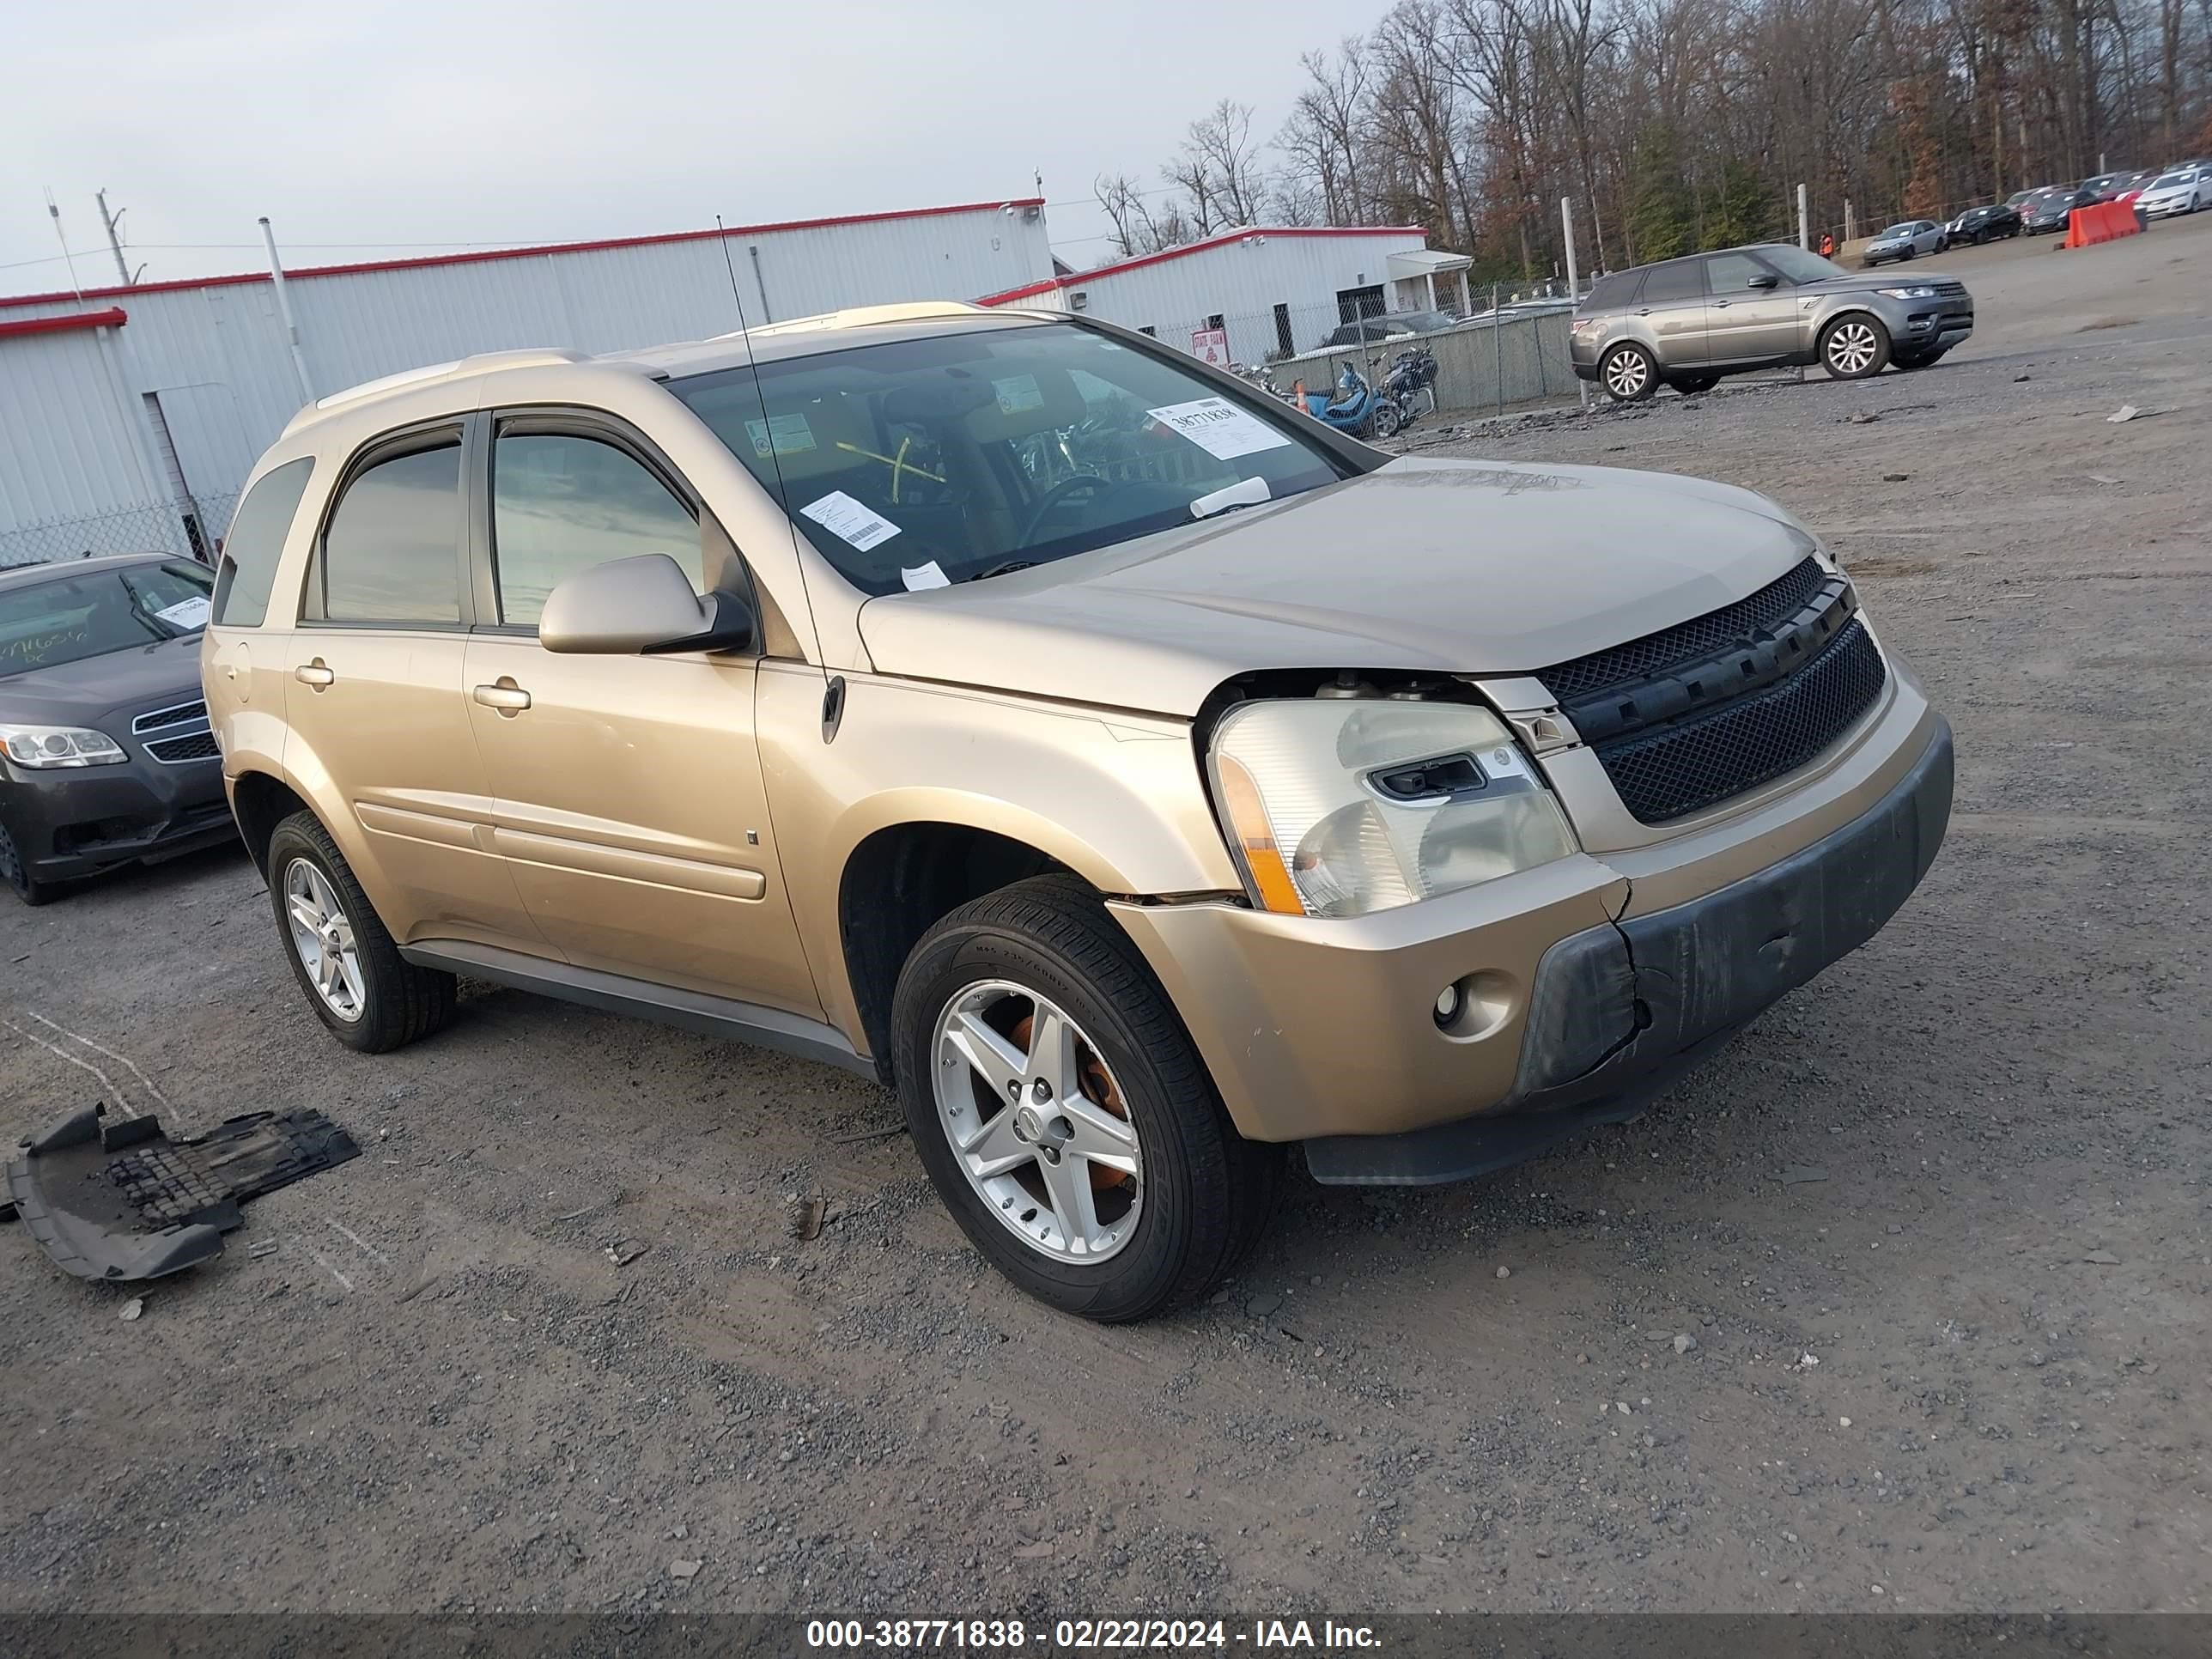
[1599,343,1657,403]
[0,823,53,907]
[1820,315,1891,380]
[264,810,453,1053]
[892,875,1278,1322]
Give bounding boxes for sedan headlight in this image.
[0,723,128,769]
[1208,697,1577,918]
[1876,285,1940,300]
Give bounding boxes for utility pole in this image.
[259,216,316,404]
[1560,197,1588,412]
[95,190,142,285]
[43,188,84,301]
[1797,183,1810,250]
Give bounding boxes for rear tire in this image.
[1820,314,1891,380]
[0,823,54,907]
[1368,399,1401,441]
[892,874,1279,1322]
[1598,343,1658,403]
[264,811,453,1054]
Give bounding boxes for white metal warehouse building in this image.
[0,198,1053,568]
[978,226,1471,369]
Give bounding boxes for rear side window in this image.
[211,457,314,629]
[489,433,700,628]
[305,443,463,624]
[1583,270,1642,310]
[1640,260,1704,302]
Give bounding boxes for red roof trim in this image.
[0,306,127,338]
[0,198,1048,312]
[977,225,1428,305]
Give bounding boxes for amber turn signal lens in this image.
[1214,752,1304,916]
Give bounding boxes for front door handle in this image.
[295,660,334,688]
[1711,300,1730,308]
[472,680,532,714]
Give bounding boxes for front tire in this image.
[264,811,453,1053]
[1368,399,1401,441]
[0,823,54,907]
[1820,314,1891,380]
[892,875,1278,1322]
[1598,343,1658,402]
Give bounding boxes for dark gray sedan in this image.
[1863,220,1949,265]
[1569,242,1975,401]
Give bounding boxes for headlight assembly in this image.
[1208,697,1577,918]
[0,724,127,769]
[1875,285,1939,300]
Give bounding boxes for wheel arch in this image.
[228,769,313,876]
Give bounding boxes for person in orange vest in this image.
[1818,231,1837,258]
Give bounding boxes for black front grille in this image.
[147,732,220,764]
[1537,556,1829,703]
[1590,619,1887,823]
[132,700,207,734]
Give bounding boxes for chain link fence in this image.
[0,496,233,572]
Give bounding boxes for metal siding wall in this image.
[1058,235,1426,365]
[0,325,186,564]
[0,206,1054,558]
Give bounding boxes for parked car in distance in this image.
[2137,166,2210,218]
[1,553,233,904]
[1316,309,1460,349]
[204,302,1952,1321]
[1862,221,1948,264]
[1571,241,1974,400]
[2113,168,2164,205]
[1948,203,2022,244]
[2003,188,2039,211]
[2077,172,2132,202]
[2021,186,2094,234]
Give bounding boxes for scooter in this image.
[1292,363,1399,439]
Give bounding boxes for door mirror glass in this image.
[538,554,753,655]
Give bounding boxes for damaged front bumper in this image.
[1112,692,1952,1182]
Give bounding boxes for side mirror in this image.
[538,553,755,655]
[1747,272,1780,289]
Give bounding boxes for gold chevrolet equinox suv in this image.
[204,302,1952,1321]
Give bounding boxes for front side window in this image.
[490,433,701,628]
[212,456,314,629]
[1703,252,1770,292]
[0,561,213,678]
[672,322,1355,596]
[306,442,462,624]
[1756,245,1848,284]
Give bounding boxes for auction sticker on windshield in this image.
[800,491,902,551]
[1146,398,1293,461]
[155,595,211,629]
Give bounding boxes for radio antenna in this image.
[714,213,820,656]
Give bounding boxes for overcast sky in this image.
[2,0,1372,297]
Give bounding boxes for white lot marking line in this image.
[325,1218,392,1266]
[25,1011,172,1109]
[308,1249,356,1294]
[1,1018,137,1118]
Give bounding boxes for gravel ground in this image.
[3,216,2208,1619]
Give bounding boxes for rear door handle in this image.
[294,661,334,687]
[1711,300,1730,309]
[472,681,532,714]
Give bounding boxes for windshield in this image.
[1877,223,1919,238]
[672,323,1352,594]
[1756,245,1849,284]
[2150,173,2186,188]
[0,560,213,678]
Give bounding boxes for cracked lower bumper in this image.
[1112,702,1952,1168]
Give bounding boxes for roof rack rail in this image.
[284,348,592,434]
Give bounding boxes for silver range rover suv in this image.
[1570,242,1974,400]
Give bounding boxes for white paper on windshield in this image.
[799,490,902,551]
[1189,476,1272,520]
[744,412,817,458]
[900,560,951,592]
[1145,397,1293,461]
[992,374,1044,415]
[155,595,211,629]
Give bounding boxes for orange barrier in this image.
[2063,200,2142,249]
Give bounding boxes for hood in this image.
[856,457,1818,717]
[0,631,206,726]
[1805,268,1960,295]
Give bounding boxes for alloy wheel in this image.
[1601,349,1650,399]
[930,980,1143,1263]
[283,856,366,1022]
[1826,321,1880,375]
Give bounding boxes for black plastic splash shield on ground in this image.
[3,1103,360,1282]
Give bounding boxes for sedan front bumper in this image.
[0,754,234,882]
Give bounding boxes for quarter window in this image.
[489,434,701,629]
[306,443,463,624]
[212,457,313,629]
